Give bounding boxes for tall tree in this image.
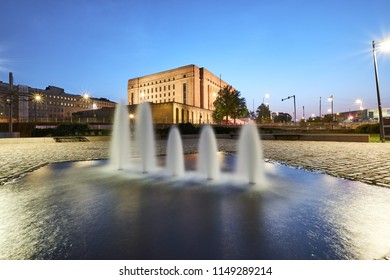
[213,85,248,124]
[256,103,271,123]
[231,95,248,124]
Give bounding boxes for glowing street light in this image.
[263,93,270,108]
[33,92,43,122]
[328,95,334,121]
[356,99,363,110]
[92,103,97,118]
[372,38,390,142]
[129,113,135,129]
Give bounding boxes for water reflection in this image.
[0,156,389,260]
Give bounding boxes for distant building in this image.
[127,64,230,124]
[0,81,116,123]
[334,108,390,122]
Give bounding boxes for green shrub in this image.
[355,123,380,134]
[32,123,90,137]
[178,123,199,134]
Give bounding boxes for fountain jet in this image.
[166,126,185,177]
[236,124,265,185]
[109,101,130,170]
[136,102,157,173]
[197,125,220,180]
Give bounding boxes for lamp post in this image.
[372,39,390,142]
[92,103,97,119]
[328,95,334,121]
[263,93,270,106]
[281,95,296,125]
[356,99,363,110]
[32,93,42,123]
[129,113,134,131]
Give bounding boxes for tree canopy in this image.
[212,85,248,124]
[256,103,271,123]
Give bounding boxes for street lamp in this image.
[372,39,390,142]
[33,92,43,122]
[327,95,334,121]
[129,113,134,130]
[263,93,270,105]
[281,95,296,125]
[92,103,97,119]
[356,99,363,110]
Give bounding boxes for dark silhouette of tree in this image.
[256,103,271,123]
[273,112,292,123]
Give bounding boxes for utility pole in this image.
[302,106,305,120]
[9,72,13,133]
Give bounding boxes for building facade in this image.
[0,81,116,123]
[127,64,230,124]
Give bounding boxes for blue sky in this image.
[1,0,390,119]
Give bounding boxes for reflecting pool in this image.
[1,155,390,260]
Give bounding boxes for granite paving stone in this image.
[1,139,390,188]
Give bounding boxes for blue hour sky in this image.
[1,0,390,119]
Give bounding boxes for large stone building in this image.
[0,80,116,123]
[127,64,229,124]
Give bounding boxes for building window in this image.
[183,83,187,105]
[173,84,175,90]
[168,85,170,90]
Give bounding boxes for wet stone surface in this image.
[1,139,390,188]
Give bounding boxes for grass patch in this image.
[369,134,390,143]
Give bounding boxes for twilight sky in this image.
[1,0,389,119]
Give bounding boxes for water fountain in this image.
[197,125,221,181]
[165,126,185,177]
[109,101,130,170]
[1,102,390,260]
[236,124,266,185]
[126,102,265,185]
[135,102,156,173]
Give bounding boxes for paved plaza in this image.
[1,138,390,188]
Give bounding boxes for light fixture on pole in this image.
[356,99,363,110]
[328,95,334,121]
[263,93,270,106]
[372,39,390,142]
[33,92,42,123]
[281,95,296,125]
